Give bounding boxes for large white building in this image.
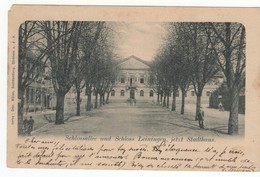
[110,55,153,101]
[109,55,223,104]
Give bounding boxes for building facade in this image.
[109,55,223,105]
[110,55,154,102]
[23,67,56,112]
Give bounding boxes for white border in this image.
[1,1,260,177]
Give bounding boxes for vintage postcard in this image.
[7,5,260,171]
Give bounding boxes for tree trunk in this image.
[55,92,66,124]
[86,93,92,111]
[157,93,159,104]
[18,88,25,135]
[162,93,166,107]
[166,92,169,108]
[102,94,105,105]
[195,95,202,120]
[94,93,98,109]
[172,94,176,111]
[181,90,186,114]
[160,92,163,103]
[99,93,102,107]
[106,92,110,104]
[76,89,81,116]
[228,88,239,135]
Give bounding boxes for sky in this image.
[112,22,167,61]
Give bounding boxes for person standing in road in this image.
[218,102,224,111]
[133,98,136,106]
[23,117,29,135]
[27,116,35,135]
[197,107,204,129]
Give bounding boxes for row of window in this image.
[111,90,154,97]
[25,87,52,105]
[155,91,210,97]
[110,90,211,97]
[120,77,145,84]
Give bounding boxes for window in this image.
[206,91,211,96]
[36,90,40,103]
[176,91,179,97]
[25,88,30,103]
[111,90,115,96]
[120,90,124,96]
[93,90,96,96]
[191,91,195,96]
[149,90,154,97]
[30,88,34,103]
[121,77,125,83]
[140,78,144,84]
[140,90,144,96]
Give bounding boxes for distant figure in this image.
[27,116,35,135]
[218,102,224,111]
[133,98,136,106]
[23,117,29,135]
[197,107,204,129]
[130,98,135,106]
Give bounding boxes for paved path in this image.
[32,102,244,138]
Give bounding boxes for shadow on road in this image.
[31,101,244,138]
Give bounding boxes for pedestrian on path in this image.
[27,116,35,135]
[197,107,204,129]
[23,117,29,135]
[218,102,224,111]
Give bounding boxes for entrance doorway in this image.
[130,89,135,99]
[130,78,133,86]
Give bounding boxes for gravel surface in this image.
[31,101,245,139]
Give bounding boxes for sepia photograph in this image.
[18,21,245,138]
[7,5,259,172]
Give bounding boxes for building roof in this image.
[118,55,152,67]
